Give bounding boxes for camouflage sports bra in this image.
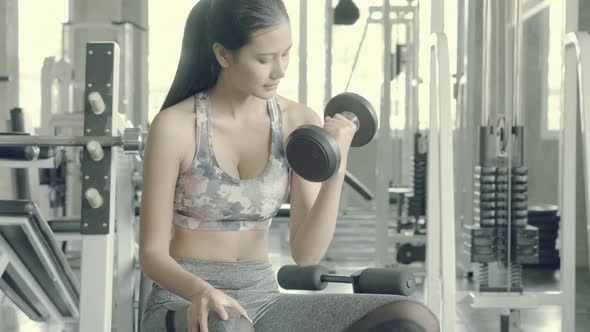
[172,90,291,231]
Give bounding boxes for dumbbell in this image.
[277,264,415,296]
[286,92,378,182]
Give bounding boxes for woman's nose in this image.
[272,59,286,79]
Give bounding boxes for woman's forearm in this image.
[290,169,346,265]
[140,252,212,301]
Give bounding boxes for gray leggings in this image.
[141,258,439,332]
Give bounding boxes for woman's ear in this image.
[212,42,233,68]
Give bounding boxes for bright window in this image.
[18,0,68,131]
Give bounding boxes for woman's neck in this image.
[209,76,266,120]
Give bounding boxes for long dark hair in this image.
[160,0,289,111]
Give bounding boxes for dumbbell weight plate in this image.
[286,125,341,182]
[324,92,378,147]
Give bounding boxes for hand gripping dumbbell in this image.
[277,265,415,296]
[286,92,378,182]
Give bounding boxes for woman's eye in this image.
[258,59,269,64]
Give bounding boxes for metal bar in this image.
[413,1,420,131]
[369,5,416,15]
[344,171,374,201]
[560,2,579,332]
[368,18,413,25]
[114,150,135,332]
[78,41,120,332]
[507,0,550,26]
[20,220,79,316]
[0,250,8,275]
[428,33,457,332]
[10,108,31,200]
[430,0,444,33]
[482,0,492,126]
[562,30,590,332]
[511,0,523,127]
[375,0,392,268]
[403,19,413,185]
[0,135,122,147]
[505,0,524,295]
[456,0,465,85]
[322,275,352,284]
[299,0,307,104]
[0,232,66,326]
[324,0,333,105]
[425,0,446,325]
[577,31,590,301]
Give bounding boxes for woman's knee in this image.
[345,300,440,332]
[207,308,254,332]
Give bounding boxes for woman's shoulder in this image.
[151,96,196,131]
[275,95,321,128]
[159,95,196,118]
[145,96,198,172]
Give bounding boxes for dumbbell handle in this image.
[322,275,353,284]
[322,271,416,290]
[340,111,360,131]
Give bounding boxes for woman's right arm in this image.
[138,108,211,301]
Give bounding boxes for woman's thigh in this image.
[253,293,434,332]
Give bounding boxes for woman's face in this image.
[226,20,292,99]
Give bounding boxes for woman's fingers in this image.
[187,307,199,332]
[199,309,209,332]
[214,302,229,321]
[230,299,253,323]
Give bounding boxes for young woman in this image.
[139,0,438,331]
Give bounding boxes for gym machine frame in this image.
[560,30,590,332]
[0,42,141,332]
[81,42,130,332]
[367,1,461,330]
[462,1,577,331]
[425,31,457,332]
[368,3,419,189]
[369,2,430,270]
[321,1,422,265]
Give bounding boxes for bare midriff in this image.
[169,225,271,262]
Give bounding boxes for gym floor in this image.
[0,222,588,332]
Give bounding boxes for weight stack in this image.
[464,166,539,290]
[408,132,427,218]
[524,205,560,268]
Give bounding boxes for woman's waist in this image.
[166,250,277,291]
[148,260,278,304]
[170,226,270,262]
